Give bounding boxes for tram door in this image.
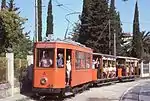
[66,49,72,85]
[93,55,101,79]
[57,48,72,85]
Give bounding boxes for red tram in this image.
[32,40,140,97]
[32,40,94,96]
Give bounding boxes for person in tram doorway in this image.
[57,53,64,68]
[39,51,53,67]
[66,55,71,85]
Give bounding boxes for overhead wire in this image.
[52,0,150,39]
[53,0,81,38]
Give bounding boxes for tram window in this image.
[117,59,125,66]
[112,61,115,67]
[126,63,129,67]
[108,61,111,67]
[86,53,91,68]
[37,48,54,68]
[75,51,86,69]
[103,60,107,67]
[57,48,64,68]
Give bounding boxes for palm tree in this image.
[122,31,150,58]
[141,31,150,54]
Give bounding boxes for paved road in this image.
[121,79,150,101]
[2,79,150,101]
[64,79,150,101]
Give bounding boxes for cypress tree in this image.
[78,0,91,44]
[115,12,123,55]
[131,1,143,58]
[8,0,19,11]
[1,0,6,10]
[37,0,42,41]
[78,0,109,54]
[46,0,53,37]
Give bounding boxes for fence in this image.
[139,61,150,78]
[0,53,33,97]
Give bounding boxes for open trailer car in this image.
[92,53,118,85]
[32,40,94,97]
[116,56,140,81]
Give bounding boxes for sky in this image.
[12,0,150,40]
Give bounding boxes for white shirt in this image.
[109,67,113,72]
[92,61,97,69]
[66,60,71,72]
[40,58,52,67]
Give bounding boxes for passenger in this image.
[102,67,105,78]
[39,51,53,67]
[106,64,109,78]
[103,63,108,78]
[131,64,134,75]
[112,66,116,77]
[95,58,99,69]
[109,63,113,78]
[86,60,90,68]
[126,65,130,76]
[92,59,97,69]
[57,53,64,67]
[66,55,71,85]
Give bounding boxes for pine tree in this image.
[78,0,109,54]
[37,0,42,41]
[131,1,143,58]
[109,0,123,55]
[1,0,6,10]
[46,0,53,37]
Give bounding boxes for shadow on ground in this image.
[19,64,35,99]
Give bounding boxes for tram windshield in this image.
[36,48,54,68]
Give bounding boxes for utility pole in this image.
[35,0,38,42]
[109,20,111,55]
[114,29,116,56]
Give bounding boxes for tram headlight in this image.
[40,77,47,85]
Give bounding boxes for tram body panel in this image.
[71,69,93,87]
[33,68,65,89]
[92,69,97,81]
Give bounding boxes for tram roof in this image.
[93,53,116,58]
[116,56,139,60]
[35,39,92,50]
[93,53,140,61]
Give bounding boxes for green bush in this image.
[0,57,7,83]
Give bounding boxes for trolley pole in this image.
[114,29,116,56]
